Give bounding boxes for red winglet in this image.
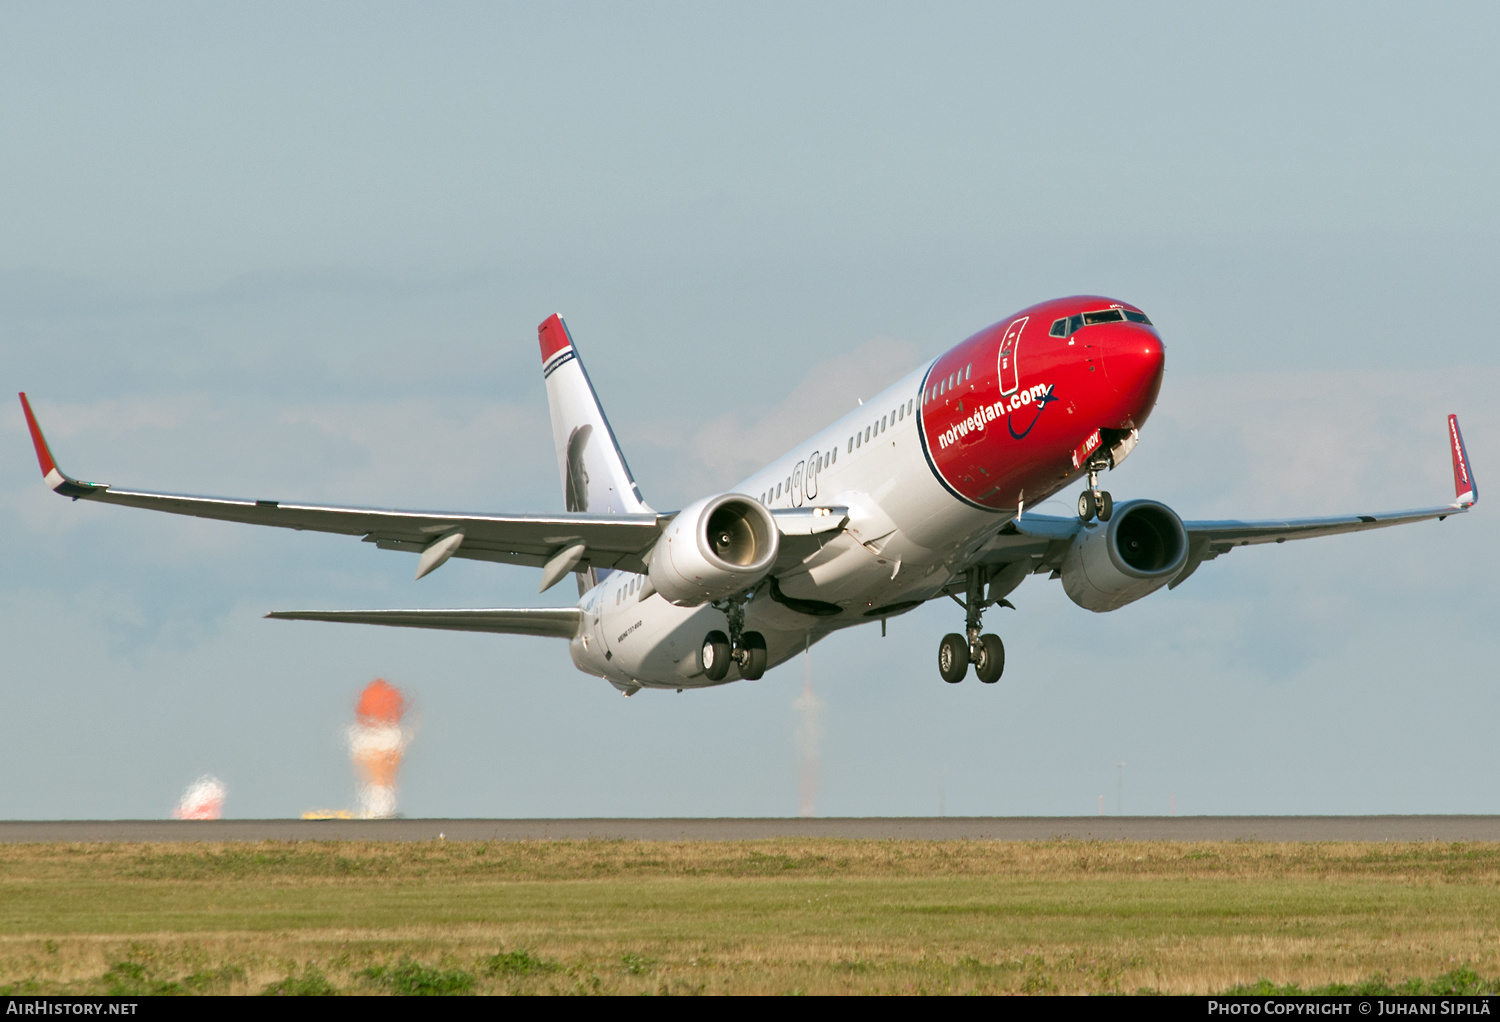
[538,314,573,363]
[1449,414,1477,507]
[18,392,58,478]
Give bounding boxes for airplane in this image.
[19,296,1478,695]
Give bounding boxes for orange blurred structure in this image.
[356,678,407,727]
[348,678,412,818]
[171,775,225,820]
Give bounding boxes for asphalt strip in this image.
[2,816,1499,842]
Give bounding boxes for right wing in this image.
[20,392,665,582]
[20,393,852,590]
[265,607,581,638]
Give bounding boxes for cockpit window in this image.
[1053,308,1152,338]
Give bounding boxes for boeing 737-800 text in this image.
[20,296,1478,694]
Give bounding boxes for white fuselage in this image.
[568,362,1018,689]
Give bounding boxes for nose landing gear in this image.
[937,567,1009,684]
[700,593,768,682]
[1078,457,1113,522]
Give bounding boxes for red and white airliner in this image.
[19,297,1478,694]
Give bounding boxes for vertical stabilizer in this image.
[538,315,652,517]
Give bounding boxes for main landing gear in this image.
[938,567,1008,684]
[1077,457,1113,523]
[700,594,767,682]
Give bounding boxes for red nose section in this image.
[1100,328,1165,429]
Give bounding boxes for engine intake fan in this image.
[1061,499,1187,612]
[649,494,779,606]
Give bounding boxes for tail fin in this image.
[538,315,652,516]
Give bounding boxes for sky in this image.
[2,3,1497,819]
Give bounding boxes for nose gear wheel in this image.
[1078,456,1112,522]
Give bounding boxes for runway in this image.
[2,816,1499,842]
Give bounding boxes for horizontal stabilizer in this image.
[265,607,581,639]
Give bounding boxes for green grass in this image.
[0,839,1497,994]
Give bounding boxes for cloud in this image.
[635,335,922,500]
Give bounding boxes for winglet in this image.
[1449,414,1477,508]
[17,393,103,498]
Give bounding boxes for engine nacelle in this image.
[1060,499,1188,613]
[649,494,780,606]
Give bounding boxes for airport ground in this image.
[2,833,1500,995]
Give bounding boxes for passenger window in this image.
[897,406,903,422]
[776,483,781,498]
[831,448,836,464]
[847,438,852,453]
[881,416,886,431]
[965,364,971,380]
[855,433,861,448]
[864,427,870,442]
[1050,318,1067,337]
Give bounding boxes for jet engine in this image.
[1060,500,1188,612]
[649,494,780,606]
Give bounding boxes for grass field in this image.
[2,839,1499,995]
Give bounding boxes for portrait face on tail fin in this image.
[565,424,592,512]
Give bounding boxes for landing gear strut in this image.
[937,567,1008,684]
[700,593,767,681]
[1078,457,1113,523]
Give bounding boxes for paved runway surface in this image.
[2,817,1499,842]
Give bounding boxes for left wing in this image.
[20,393,665,582]
[976,414,1477,588]
[1167,413,1476,587]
